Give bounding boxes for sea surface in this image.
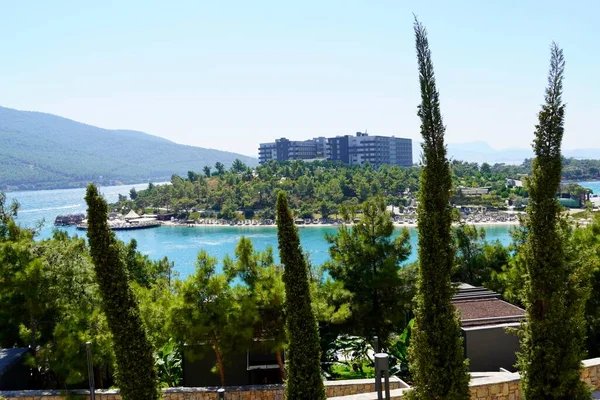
[576,181,600,195]
[6,180,597,278]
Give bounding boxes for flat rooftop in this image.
[452,286,526,327]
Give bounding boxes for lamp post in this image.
[85,342,95,400]
[374,353,391,400]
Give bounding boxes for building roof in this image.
[0,348,29,375]
[452,286,526,328]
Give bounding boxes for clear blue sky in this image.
[1,0,598,156]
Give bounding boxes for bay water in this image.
[576,181,600,195]
[11,181,599,277]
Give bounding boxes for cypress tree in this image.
[275,191,325,400]
[85,184,160,400]
[407,19,470,400]
[518,43,591,399]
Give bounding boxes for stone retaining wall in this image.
[0,377,404,400]
[3,358,599,400]
[468,373,521,400]
[468,357,600,400]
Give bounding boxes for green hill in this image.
[0,106,258,191]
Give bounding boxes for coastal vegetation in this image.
[407,18,470,399]
[109,156,596,222]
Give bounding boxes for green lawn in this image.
[330,362,375,380]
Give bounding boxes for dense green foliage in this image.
[85,184,161,400]
[223,238,287,378]
[562,158,600,181]
[325,196,412,347]
[113,157,600,222]
[154,340,183,388]
[0,195,116,389]
[0,228,114,388]
[408,19,470,400]
[4,175,600,394]
[452,224,510,286]
[0,106,257,191]
[276,192,326,400]
[579,218,600,358]
[517,44,591,399]
[169,251,254,386]
[118,160,421,220]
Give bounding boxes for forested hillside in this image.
[0,106,257,191]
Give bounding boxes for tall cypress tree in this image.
[85,184,160,400]
[276,191,325,400]
[407,19,470,400]
[518,43,591,399]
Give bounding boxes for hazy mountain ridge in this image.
[0,106,257,191]
[412,141,600,165]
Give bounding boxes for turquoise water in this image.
[577,181,600,195]
[3,184,520,277]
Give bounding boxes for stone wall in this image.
[467,357,600,400]
[3,358,600,400]
[468,373,521,400]
[0,377,405,400]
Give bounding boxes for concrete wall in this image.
[464,324,521,372]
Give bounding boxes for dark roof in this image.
[0,348,29,375]
[452,286,526,328]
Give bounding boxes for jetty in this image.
[54,213,86,226]
[76,219,161,231]
[75,210,161,231]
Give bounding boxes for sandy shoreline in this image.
[161,220,519,229]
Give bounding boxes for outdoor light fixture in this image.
[86,342,96,400]
[374,353,391,400]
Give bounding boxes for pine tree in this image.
[224,238,287,380]
[85,184,161,400]
[407,18,470,400]
[170,250,253,386]
[517,43,591,400]
[325,196,412,347]
[276,191,326,400]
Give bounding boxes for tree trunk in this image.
[276,349,286,381]
[213,337,225,386]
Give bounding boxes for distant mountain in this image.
[412,141,600,165]
[0,106,258,191]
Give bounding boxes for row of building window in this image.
[258,132,413,168]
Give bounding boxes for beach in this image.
[161,218,520,229]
